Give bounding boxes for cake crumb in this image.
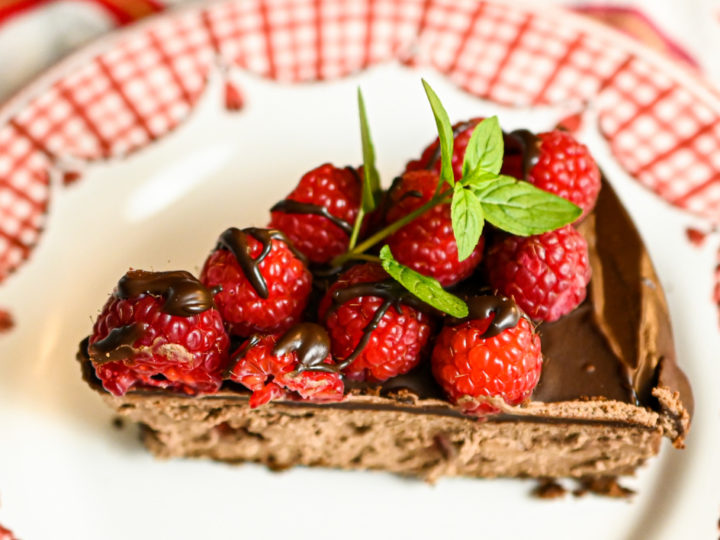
[573,476,635,498]
[532,479,567,499]
[111,417,125,430]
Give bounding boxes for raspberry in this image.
[431,308,542,415]
[88,270,230,396]
[486,225,591,322]
[269,163,362,264]
[506,130,600,220]
[227,325,344,407]
[319,263,433,382]
[200,227,312,337]
[385,170,484,286]
[405,117,483,181]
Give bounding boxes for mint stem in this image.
[332,190,451,267]
[347,207,365,251]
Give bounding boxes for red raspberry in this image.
[227,327,344,408]
[385,170,484,286]
[431,314,542,415]
[405,117,483,181]
[506,130,600,220]
[319,263,433,382]
[269,163,362,264]
[486,225,591,322]
[88,270,230,396]
[200,227,312,337]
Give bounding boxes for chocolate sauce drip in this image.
[272,322,335,373]
[448,295,522,338]
[425,120,478,170]
[117,270,214,316]
[270,201,353,234]
[216,227,306,299]
[224,334,261,378]
[328,279,432,368]
[88,323,147,364]
[506,129,542,179]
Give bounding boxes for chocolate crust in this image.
[77,178,693,477]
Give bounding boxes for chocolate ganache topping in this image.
[447,295,523,338]
[327,279,432,368]
[117,270,214,316]
[272,322,335,373]
[89,323,148,364]
[216,227,306,300]
[269,166,360,235]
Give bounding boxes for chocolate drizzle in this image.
[216,227,306,299]
[328,279,431,368]
[448,295,523,338]
[272,322,335,373]
[270,200,353,234]
[88,323,147,364]
[224,334,261,378]
[117,270,214,316]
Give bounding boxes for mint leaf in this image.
[357,88,380,213]
[451,183,484,261]
[421,79,455,188]
[472,175,581,235]
[462,116,503,178]
[379,245,468,318]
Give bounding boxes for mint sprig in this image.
[379,245,468,318]
[451,183,484,261]
[421,79,455,189]
[462,115,503,177]
[349,88,382,250]
[471,174,582,235]
[419,82,581,260]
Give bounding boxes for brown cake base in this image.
[98,388,679,481]
[79,180,693,481]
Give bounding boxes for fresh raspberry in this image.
[506,130,600,220]
[200,227,312,337]
[227,328,344,408]
[384,170,484,286]
[319,263,433,382]
[405,117,483,181]
[269,163,362,264]
[486,225,591,322]
[431,314,542,415]
[88,270,230,396]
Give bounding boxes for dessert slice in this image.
[77,179,691,480]
[77,85,692,483]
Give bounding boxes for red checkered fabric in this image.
[1,0,719,286]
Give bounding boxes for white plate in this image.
[0,2,719,539]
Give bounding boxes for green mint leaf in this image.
[421,79,455,188]
[379,245,468,318]
[451,183,484,261]
[357,88,381,213]
[472,175,582,236]
[462,116,504,178]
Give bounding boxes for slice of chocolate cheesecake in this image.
[77,180,692,481]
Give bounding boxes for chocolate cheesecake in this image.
[77,180,692,481]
